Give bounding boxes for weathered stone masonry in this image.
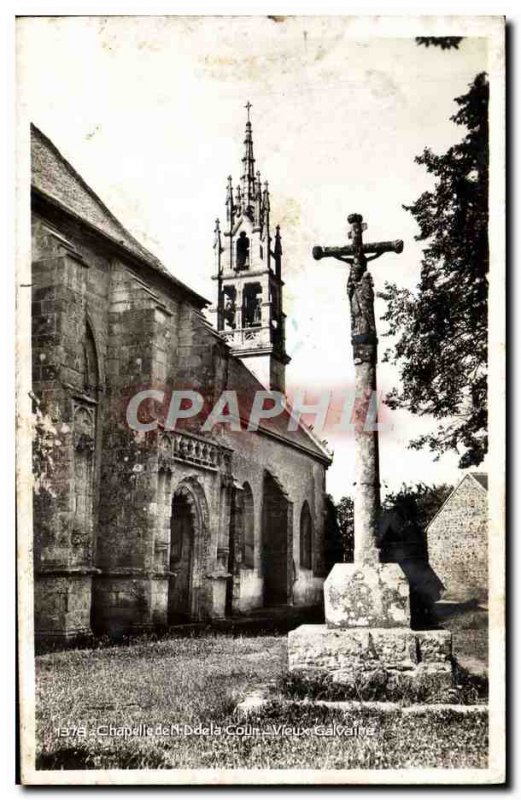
[426,473,488,601]
[31,125,332,642]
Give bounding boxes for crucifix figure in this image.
[313,213,403,565]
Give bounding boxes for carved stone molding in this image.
[158,431,232,473]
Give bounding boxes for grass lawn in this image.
[35,630,488,771]
[436,604,489,673]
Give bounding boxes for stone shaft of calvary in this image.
[313,214,403,565]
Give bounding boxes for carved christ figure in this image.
[347,267,377,338]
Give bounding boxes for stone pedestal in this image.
[324,563,410,628]
[289,563,453,698]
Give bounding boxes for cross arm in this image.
[365,239,404,259]
[312,240,404,262]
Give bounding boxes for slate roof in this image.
[31,124,208,308]
[225,351,333,464]
[472,473,488,491]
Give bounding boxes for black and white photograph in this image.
[15,13,505,785]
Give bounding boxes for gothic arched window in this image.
[83,321,99,397]
[243,283,262,328]
[222,286,237,330]
[236,231,250,270]
[300,501,313,570]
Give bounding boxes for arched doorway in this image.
[168,481,207,622]
[262,472,292,606]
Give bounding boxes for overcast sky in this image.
[17,16,489,500]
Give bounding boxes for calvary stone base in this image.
[288,564,453,695]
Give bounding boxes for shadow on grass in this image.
[434,598,483,620]
[35,605,324,656]
[36,744,171,770]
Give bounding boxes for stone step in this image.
[288,624,453,694]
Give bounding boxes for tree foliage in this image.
[325,484,451,570]
[382,482,453,532]
[379,73,489,468]
[379,482,452,564]
[324,494,354,568]
[335,495,354,562]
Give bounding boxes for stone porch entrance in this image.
[168,482,206,623]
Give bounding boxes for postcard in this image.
[16,13,505,785]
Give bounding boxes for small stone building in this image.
[31,115,332,642]
[426,473,488,601]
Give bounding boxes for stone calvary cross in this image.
[313,213,403,565]
[287,214,453,699]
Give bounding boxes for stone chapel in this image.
[30,111,332,642]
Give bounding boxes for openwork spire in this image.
[241,101,256,215]
[224,103,271,232]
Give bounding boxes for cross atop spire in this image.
[223,103,271,231]
[241,102,256,214]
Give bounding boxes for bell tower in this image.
[212,103,290,392]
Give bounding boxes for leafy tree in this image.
[325,483,451,571]
[382,481,453,533]
[335,495,354,562]
[379,481,453,563]
[324,494,353,569]
[325,484,450,572]
[379,73,489,468]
